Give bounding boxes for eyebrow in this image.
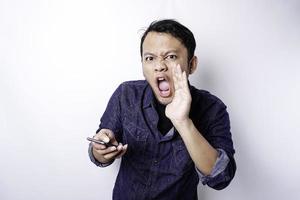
[143,50,179,57]
[143,52,155,57]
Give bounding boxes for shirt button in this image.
[154,160,158,165]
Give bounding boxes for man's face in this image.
[142,31,195,105]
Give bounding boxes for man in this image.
[88,19,236,199]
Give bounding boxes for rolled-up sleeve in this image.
[197,149,230,186]
[200,100,237,190]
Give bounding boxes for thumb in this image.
[101,129,117,145]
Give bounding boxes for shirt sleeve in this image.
[88,84,123,167]
[196,148,230,185]
[200,99,237,190]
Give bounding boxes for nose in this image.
[154,60,168,72]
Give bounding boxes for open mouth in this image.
[157,77,171,97]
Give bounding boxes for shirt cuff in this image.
[88,143,114,167]
[196,148,230,185]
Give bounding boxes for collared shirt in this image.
[88,80,236,200]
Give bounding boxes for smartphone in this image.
[87,137,118,148]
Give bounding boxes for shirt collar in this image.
[143,83,155,109]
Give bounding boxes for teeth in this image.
[158,77,165,81]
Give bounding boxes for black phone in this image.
[87,137,118,148]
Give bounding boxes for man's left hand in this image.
[165,64,192,123]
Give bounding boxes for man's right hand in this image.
[91,129,128,164]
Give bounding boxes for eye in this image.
[166,54,177,60]
[144,56,154,62]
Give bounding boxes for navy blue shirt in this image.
[89,80,236,200]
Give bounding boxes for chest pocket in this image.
[122,109,149,157]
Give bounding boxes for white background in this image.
[1,0,300,199]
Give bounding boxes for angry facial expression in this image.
[142,32,196,105]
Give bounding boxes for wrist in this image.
[172,118,193,132]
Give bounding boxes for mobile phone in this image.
[87,137,118,148]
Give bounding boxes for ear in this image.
[189,56,198,75]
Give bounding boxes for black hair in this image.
[140,19,196,62]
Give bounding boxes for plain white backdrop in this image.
[1,0,299,199]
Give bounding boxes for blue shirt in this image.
[89,80,236,200]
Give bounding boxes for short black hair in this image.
[140,19,196,62]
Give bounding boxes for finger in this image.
[115,144,128,159]
[112,143,125,159]
[175,64,181,78]
[176,64,184,85]
[177,65,188,90]
[100,142,123,155]
[114,143,125,159]
[176,64,182,75]
[102,129,116,140]
[177,64,182,74]
[172,66,179,90]
[103,147,123,160]
[92,142,107,150]
[94,132,110,143]
[96,129,117,144]
[94,145,117,156]
[182,71,189,89]
[103,129,119,145]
